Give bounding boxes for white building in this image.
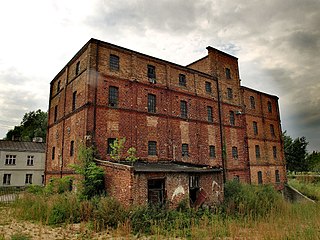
[0,140,45,187]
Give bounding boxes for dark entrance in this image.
[148,179,165,205]
[189,175,200,205]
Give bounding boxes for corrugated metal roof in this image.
[0,140,46,153]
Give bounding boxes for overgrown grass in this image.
[289,178,320,201]
[10,181,320,239]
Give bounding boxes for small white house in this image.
[0,140,45,187]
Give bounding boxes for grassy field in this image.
[0,181,319,239]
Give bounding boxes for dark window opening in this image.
[54,105,58,122]
[227,88,233,99]
[5,155,16,165]
[57,80,61,93]
[253,121,258,135]
[182,143,189,157]
[232,146,238,159]
[273,146,277,159]
[180,100,188,118]
[267,101,272,113]
[148,94,156,113]
[72,91,77,111]
[148,141,157,156]
[179,74,186,86]
[70,140,75,157]
[110,54,120,71]
[270,124,275,137]
[75,61,80,75]
[255,145,261,158]
[275,170,280,183]
[108,86,119,108]
[229,111,235,126]
[52,147,55,160]
[207,106,213,122]
[27,155,34,166]
[234,175,240,182]
[25,174,33,184]
[3,174,11,185]
[250,96,255,109]
[209,145,216,158]
[147,65,156,83]
[226,68,231,79]
[205,81,212,93]
[148,179,165,205]
[107,138,116,154]
[258,171,263,184]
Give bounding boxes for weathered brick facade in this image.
[46,38,286,207]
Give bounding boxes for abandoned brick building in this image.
[45,38,286,208]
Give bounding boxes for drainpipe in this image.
[216,78,226,183]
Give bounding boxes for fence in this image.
[0,187,25,204]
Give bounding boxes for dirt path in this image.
[0,207,144,239]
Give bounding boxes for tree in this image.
[5,109,47,142]
[306,151,320,173]
[283,131,309,172]
[70,144,105,199]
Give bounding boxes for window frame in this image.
[75,61,80,75]
[205,81,212,93]
[253,121,258,135]
[108,86,119,108]
[179,74,186,86]
[27,155,34,166]
[70,140,75,157]
[226,68,231,79]
[232,146,238,159]
[180,100,188,119]
[54,105,58,122]
[147,94,156,113]
[267,101,272,113]
[182,143,189,157]
[147,65,156,82]
[275,170,280,183]
[227,88,233,99]
[25,174,33,184]
[3,174,11,185]
[229,111,235,126]
[273,146,277,159]
[258,171,263,184]
[107,138,116,154]
[209,145,216,158]
[270,124,275,137]
[72,91,77,111]
[255,145,261,159]
[207,106,213,122]
[52,147,55,160]
[250,96,255,109]
[148,141,157,156]
[109,54,120,71]
[5,155,16,165]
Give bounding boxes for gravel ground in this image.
[0,207,150,240]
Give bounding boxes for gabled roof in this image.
[0,140,46,153]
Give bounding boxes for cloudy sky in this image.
[0,0,319,151]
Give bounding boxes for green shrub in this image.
[222,180,284,219]
[95,197,127,230]
[10,233,31,240]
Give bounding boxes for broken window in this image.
[227,88,233,99]
[70,140,75,156]
[275,170,280,183]
[253,121,258,135]
[72,91,77,111]
[108,86,119,108]
[250,96,255,109]
[148,179,165,205]
[267,101,272,113]
[209,145,216,158]
[229,111,235,126]
[147,65,156,83]
[107,138,116,154]
[179,74,186,86]
[270,124,275,137]
[255,145,261,159]
[75,61,80,75]
[273,146,277,159]
[232,146,238,159]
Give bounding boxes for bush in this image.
[95,197,127,230]
[222,180,284,219]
